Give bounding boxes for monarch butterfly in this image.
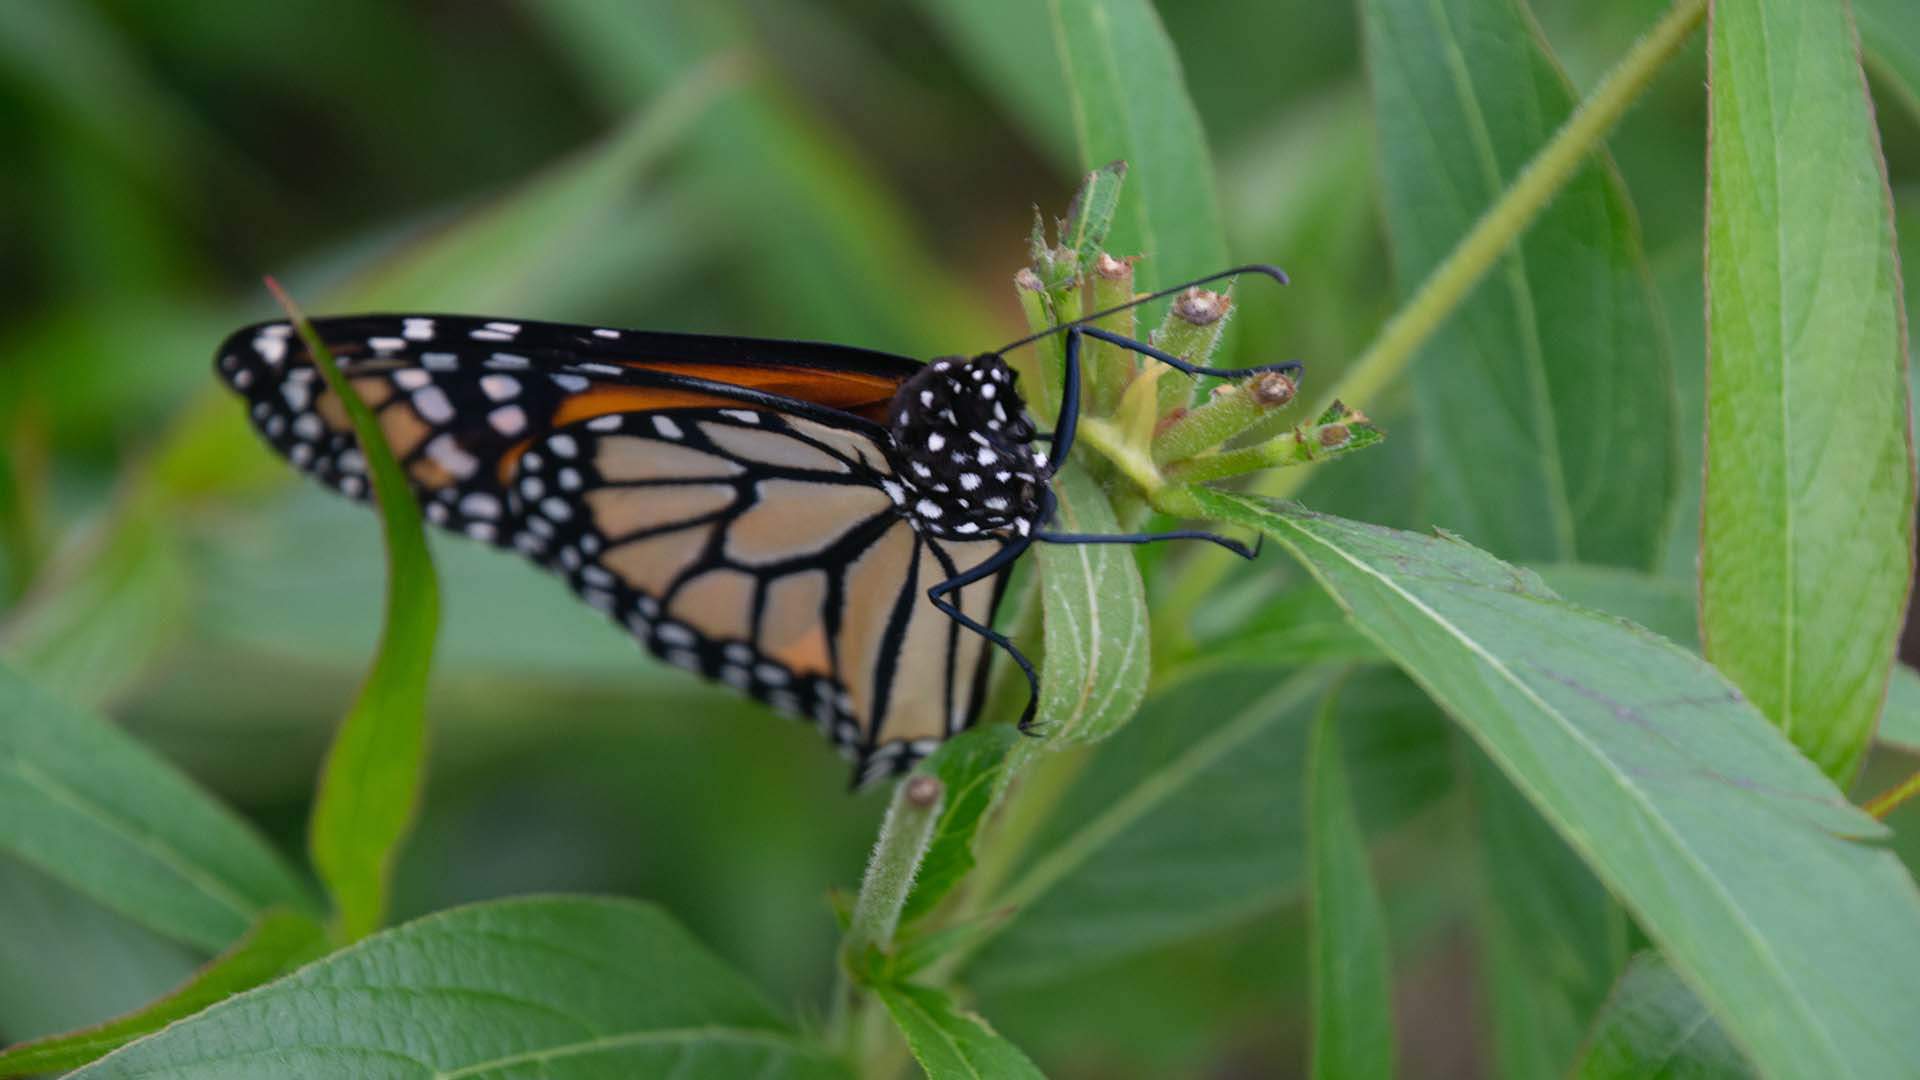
[216,266,1297,783]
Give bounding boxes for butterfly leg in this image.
[927,536,1043,730]
[1076,325,1303,382]
[1034,527,1261,560]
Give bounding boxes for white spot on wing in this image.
[489,404,527,436]
[413,386,454,424]
[426,435,478,478]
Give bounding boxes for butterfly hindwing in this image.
[516,408,1004,779]
[215,314,1006,778]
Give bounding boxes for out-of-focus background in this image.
[1,2,1915,1077]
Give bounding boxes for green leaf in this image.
[1033,462,1149,745]
[528,0,992,352]
[0,663,314,952]
[0,856,200,1044]
[277,293,440,944]
[1061,159,1127,267]
[1307,681,1393,1080]
[1856,0,1920,126]
[970,666,1451,987]
[330,60,731,313]
[1531,563,1698,648]
[0,504,189,708]
[1575,953,1755,1079]
[1882,665,1920,756]
[70,897,849,1080]
[1470,752,1621,1079]
[1200,582,1385,671]
[1046,0,1229,298]
[1361,0,1676,568]
[901,726,1023,927]
[0,909,326,1078]
[872,982,1044,1080]
[911,0,1076,168]
[1196,492,1920,1078]
[1702,0,1914,782]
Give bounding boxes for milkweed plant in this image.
[2,0,1917,1078]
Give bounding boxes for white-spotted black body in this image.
[888,354,1043,539]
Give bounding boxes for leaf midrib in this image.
[434,1025,830,1079]
[4,756,258,932]
[1254,499,1840,1073]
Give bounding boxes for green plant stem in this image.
[1163,0,1705,612]
[833,775,945,1067]
[1074,416,1163,497]
[1864,768,1920,820]
[847,777,947,959]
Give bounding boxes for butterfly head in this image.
[889,353,1043,538]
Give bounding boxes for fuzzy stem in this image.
[846,776,946,960]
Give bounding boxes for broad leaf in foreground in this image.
[74,897,848,1079]
[0,663,313,952]
[1702,0,1914,782]
[1195,493,1920,1078]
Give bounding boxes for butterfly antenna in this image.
[995,262,1288,355]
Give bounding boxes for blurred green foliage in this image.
[2,1,1918,1078]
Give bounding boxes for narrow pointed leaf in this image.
[872,982,1044,1080]
[1194,492,1920,1078]
[71,898,849,1079]
[1307,684,1394,1080]
[0,909,326,1078]
[280,295,440,944]
[901,726,1022,926]
[0,663,314,952]
[1702,0,1914,781]
[1046,0,1229,298]
[1361,0,1676,567]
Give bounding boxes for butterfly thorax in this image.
[887,354,1042,539]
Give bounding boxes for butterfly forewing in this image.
[215,313,1006,778]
